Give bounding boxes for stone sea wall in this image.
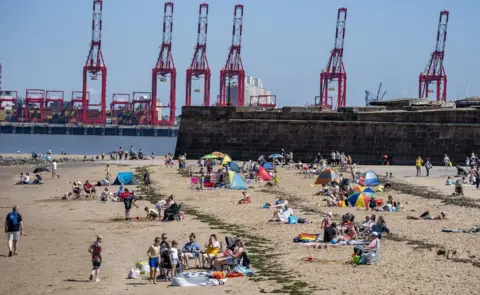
[0,156,94,166]
[174,106,480,165]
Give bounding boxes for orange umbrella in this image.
[211,151,226,158]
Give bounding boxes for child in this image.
[446,176,453,185]
[147,237,161,284]
[169,240,179,279]
[88,235,103,282]
[145,206,159,220]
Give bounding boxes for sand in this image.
[1,158,479,295]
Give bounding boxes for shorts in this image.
[182,252,196,259]
[149,257,159,269]
[92,260,102,269]
[7,231,20,241]
[171,258,178,266]
[124,200,132,210]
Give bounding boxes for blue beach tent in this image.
[113,172,139,185]
[262,162,273,170]
[228,171,247,190]
[364,170,380,186]
[228,161,242,173]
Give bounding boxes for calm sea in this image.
[0,134,177,155]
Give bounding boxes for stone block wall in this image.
[175,106,480,165]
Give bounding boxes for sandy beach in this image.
[1,157,479,295]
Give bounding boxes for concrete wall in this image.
[175,106,480,165]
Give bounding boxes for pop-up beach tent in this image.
[257,166,272,181]
[113,172,139,185]
[227,161,242,173]
[314,168,338,185]
[364,170,380,186]
[228,171,247,190]
[262,162,273,170]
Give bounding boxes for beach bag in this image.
[288,216,298,224]
[128,269,140,279]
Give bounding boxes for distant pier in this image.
[0,122,179,137]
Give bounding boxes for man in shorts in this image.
[121,189,138,220]
[5,205,23,257]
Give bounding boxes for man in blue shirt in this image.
[5,206,23,257]
[181,233,201,268]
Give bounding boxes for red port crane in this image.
[319,8,347,109]
[45,90,65,111]
[132,92,152,125]
[82,0,107,124]
[152,2,176,126]
[218,4,245,107]
[419,11,449,102]
[24,89,46,122]
[186,3,211,107]
[111,93,131,124]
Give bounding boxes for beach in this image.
[1,157,479,295]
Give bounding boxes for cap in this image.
[327,212,333,217]
[371,231,378,237]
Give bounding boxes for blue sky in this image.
[1,0,479,111]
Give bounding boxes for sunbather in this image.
[213,239,245,270]
[407,211,446,220]
[238,191,252,204]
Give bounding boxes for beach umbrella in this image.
[347,186,376,207]
[33,166,51,173]
[211,151,226,158]
[221,154,232,165]
[202,154,218,159]
[269,153,283,158]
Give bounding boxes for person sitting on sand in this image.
[15,173,25,185]
[271,204,293,223]
[453,180,464,196]
[361,215,374,231]
[446,176,453,185]
[32,174,43,185]
[99,187,116,202]
[22,173,30,184]
[214,239,245,270]
[84,180,97,197]
[72,181,81,196]
[238,191,252,204]
[273,197,288,209]
[145,207,159,220]
[407,211,446,220]
[203,234,221,269]
[371,216,389,238]
[323,222,338,244]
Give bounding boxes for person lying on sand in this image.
[145,207,159,220]
[407,211,446,220]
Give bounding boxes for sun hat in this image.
[327,212,333,217]
[371,231,379,237]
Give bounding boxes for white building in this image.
[226,75,275,106]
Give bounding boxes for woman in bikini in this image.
[213,239,245,270]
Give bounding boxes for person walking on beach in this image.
[415,156,423,177]
[147,237,161,284]
[105,164,111,180]
[444,154,451,171]
[425,158,433,177]
[52,160,60,178]
[88,235,103,282]
[5,206,23,257]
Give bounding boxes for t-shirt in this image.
[323,226,337,242]
[6,212,22,232]
[170,248,179,261]
[24,176,30,183]
[89,241,102,262]
[183,241,201,254]
[147,208,159,217]
[53,162,57,170]
[279,208,293,221]
[415,159,422,167]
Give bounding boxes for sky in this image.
[1,0,479,112]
